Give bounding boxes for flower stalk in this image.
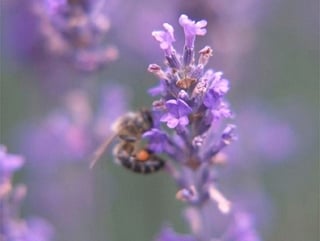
[143,15,260,241]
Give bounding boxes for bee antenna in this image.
[89,132,117,169]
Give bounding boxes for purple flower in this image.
[152,23,181,69]
[179,14,207,49]
[222,124,238,145]
[148,13,236,171]
[160,99,192,128]
[152,23,176,57]
[0,146,54,241]
[0,145,24,179]
[148,14,232,135]
[143,128,168,153]
[209,71,230,96]
[148,81,165,97]
[33,0,117,71]
[204,89,232,122]
[144,14,244,241]
[203,88,220,107]
[179,14,207,66]
[0,146,24,199]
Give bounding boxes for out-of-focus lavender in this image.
[140,15,261,241]
[227,106,297,165]
[16,85,129,241]
[0,146,54,241]
[2,0,118,72]
[32,0,118,71]
[20,84,129,164]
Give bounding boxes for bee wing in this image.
[89,132,117,169]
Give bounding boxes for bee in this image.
[90,109,165,174]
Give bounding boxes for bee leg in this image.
[118,135,137,142]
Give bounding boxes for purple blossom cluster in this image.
[140,15,260,241]
[33,0,118,71]
[0,146,54,241]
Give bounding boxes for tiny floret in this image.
[152,23,176,56]
[160,99,192,128]
[0,145,24,176]
[179,14,207,36]
[179,14,207,49]
[143,128,168,153]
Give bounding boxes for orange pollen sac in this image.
[136,149,150,162]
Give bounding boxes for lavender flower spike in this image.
[145,15,262,241]
[148,13,234,168]
[0,145,54,241]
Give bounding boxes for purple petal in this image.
[203,89,219,108]
[222,124,238,144]
[142,130,156,138]
[210,103,232,121]
[167,118,179,128]
[0,146,25,174]
[148,83,165,96]
[160,113,180,128]
[177,99,192,117]
[160,113,174,122]
[152,23,175,56]
[179,14,207,48]
[178,116,189,127]
[213,78,229,95]
[143,128,168,153]
[165,99,179,116]
[179,15,207,36]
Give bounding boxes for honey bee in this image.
[90,109,165,174]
